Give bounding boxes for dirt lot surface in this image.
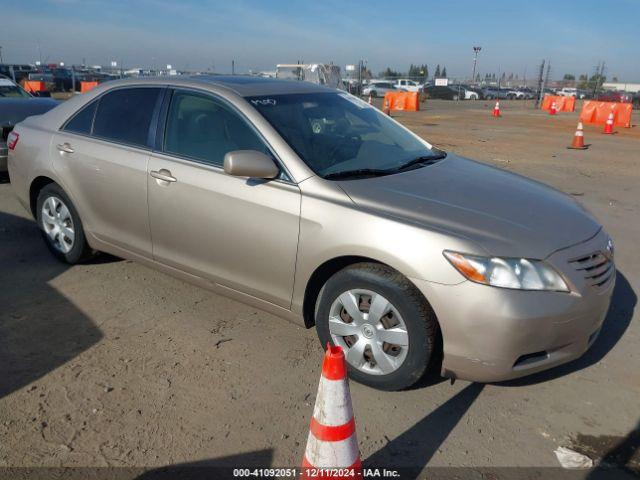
[1,99,638,477]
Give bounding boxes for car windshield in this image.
[246,92,444,179]
[0,81,31,98]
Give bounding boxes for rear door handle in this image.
[56,143,75,154]
[150,169,177,183]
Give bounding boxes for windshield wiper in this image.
[394,153,447,172]
[323,153,447,180]
[323,168,392,180]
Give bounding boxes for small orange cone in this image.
[383,98,391,116]
[603,112,614,134]
[368,94,373,105]
[300,344,361,479]
[492,101,501,117]
[568,122,588,150]
[549,101,557,115]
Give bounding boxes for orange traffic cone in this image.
[549,101,557,115]
[301,344,361,479]
[568,122,588,150]
[603,112,614,134]
[492,101,501,117]
[368,94,373,105]
[383,98,391,116]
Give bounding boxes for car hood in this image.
[336,155,601,259]
[0,98,59,127]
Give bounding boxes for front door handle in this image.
[150,169,177,183]
[56,143,75,154]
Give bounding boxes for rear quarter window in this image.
[63,100,98,135]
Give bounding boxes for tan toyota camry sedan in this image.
[8,76,615,390]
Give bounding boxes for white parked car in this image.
[558,88,587,99]
[393,79,423,92]
[451,84,479,100]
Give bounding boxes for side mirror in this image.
[223,150,279,179]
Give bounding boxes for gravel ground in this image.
[1,99,638,478]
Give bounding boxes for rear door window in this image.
[92,87,162,148]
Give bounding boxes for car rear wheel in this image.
[37,183,94,264]
[370,90,377,98]
[315,263,438,391]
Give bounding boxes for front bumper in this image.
[412,229,615,382]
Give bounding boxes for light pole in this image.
[472,46,481,84]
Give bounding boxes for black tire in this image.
[36,183,94,264]
[315,263,438,391]
[370,90,377,98]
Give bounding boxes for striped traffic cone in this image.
[603,112,614,134]
[301,344,361,479]
[383,98,391,116]
[568,122,588,150]
[492,101,501,117]
[368,94,373,105]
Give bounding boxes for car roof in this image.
[91,75,336,97]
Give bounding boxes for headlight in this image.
[443,251,569,292]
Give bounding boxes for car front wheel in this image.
[37,183,94,264]
[315,263,438,391]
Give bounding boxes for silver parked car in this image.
[8,76,615,390]
[362,81,397,98]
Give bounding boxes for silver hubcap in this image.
[328,289,409,376]
[41,196,75,254]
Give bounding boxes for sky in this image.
[1,0,639,81]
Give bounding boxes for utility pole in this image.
[471,46,481,85]
[37,40,43,66]
[545,60,551,86]
[541,59,551,104]
[232,59,235,75]
[0,45,4,64]
[535,59,545,108]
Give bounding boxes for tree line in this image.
[563,73,610,90]
[378,64,447,80]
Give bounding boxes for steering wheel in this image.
[326,134,362,161]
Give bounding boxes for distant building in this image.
[602,82,640,93]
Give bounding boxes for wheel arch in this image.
[302,256,375,328]
[29,176,56,218]
[302,255,440,334]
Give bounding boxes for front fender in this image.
[291,177,481,314]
